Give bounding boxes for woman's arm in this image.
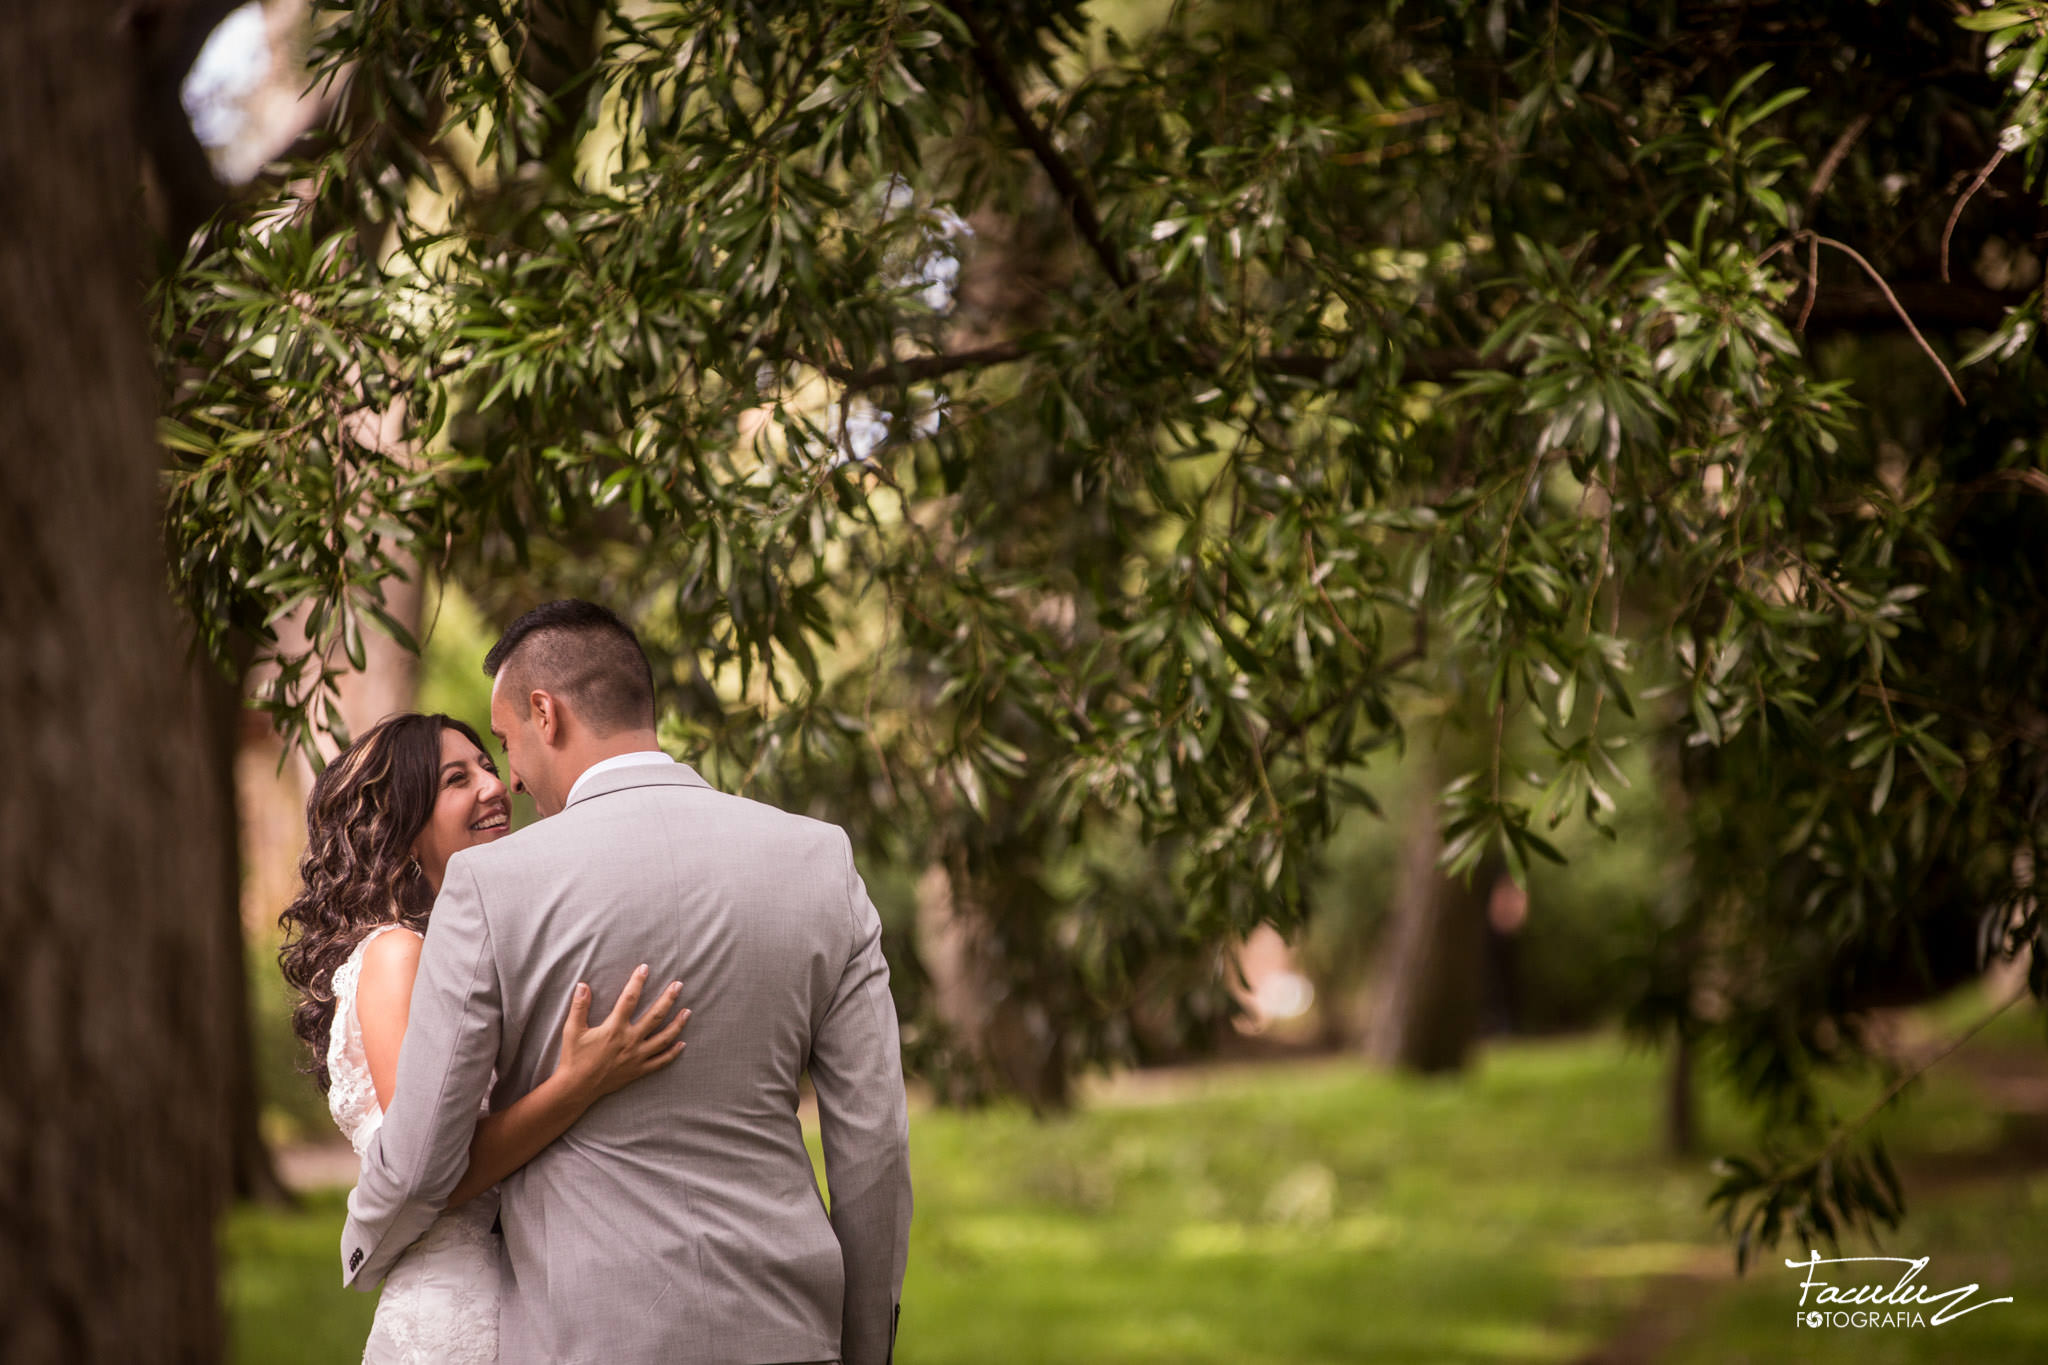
[357,939,689,1208]
[357,928,423,1110]
[447,966,686,1205]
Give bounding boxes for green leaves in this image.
[1710,1136,1905,1272]
[1439,774,1568,888]
[153,1,2048,1140]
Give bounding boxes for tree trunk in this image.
[914,856,1069,1111]
[237,715,313,934]
[333,567,423,740]
[0,6,236,1357]
[198,648,292,1206]
[1665,1031,1697,1158]
[1364,761,1495,1074]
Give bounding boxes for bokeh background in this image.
[12,2,2048,1363]
[223,587,2048,1365]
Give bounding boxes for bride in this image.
[279,712,689,1364]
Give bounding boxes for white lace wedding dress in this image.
[329,924,503,1365]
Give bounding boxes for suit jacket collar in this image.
[563,760,713,809]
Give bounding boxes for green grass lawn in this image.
[225,1004,2047,1364]
[1657,1175,2048,1365]
[1653,991,2048,1365]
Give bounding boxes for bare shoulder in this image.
[358,925,423,986]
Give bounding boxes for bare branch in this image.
[1798,278,2030,334]
[814,340,1494,395]
[1805,106,1880,217]
[944,4,1135,295]
[1261,346,1492,386]
[1795,232,1819,333]
[1941,146,2007,284]
[825,341,1030,390]
[1808,234,1966,404]
[1804,78,1920,218]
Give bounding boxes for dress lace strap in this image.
[328,922,419,1157]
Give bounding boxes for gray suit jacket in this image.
[341,763,911,1365]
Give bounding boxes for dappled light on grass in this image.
[1659,1183,2048,1365]
[230,1033,1721,1363]
[225,1018,2047,1364]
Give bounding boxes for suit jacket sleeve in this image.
[809,830,913,1365]
[339,854,503,1289]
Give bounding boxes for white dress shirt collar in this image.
[565,749,675,807]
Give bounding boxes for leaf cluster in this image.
[155,1,2048,1153]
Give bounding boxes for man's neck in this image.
[558,732,666,803]
[581,731,664,768]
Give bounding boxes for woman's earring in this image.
[409,855,424,878]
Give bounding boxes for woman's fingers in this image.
[628,981,685,1038]
[641,1006,691,1056]
[604,964,651,1028]
[636,1036,687,1074]
[562,981,592,1041]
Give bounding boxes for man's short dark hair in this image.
[483,599,656,735]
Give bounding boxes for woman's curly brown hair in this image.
[279,712,490,1091]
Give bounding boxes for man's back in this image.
[345,762,910,1365]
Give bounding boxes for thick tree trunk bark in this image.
[0,6,236,1358]
[1363,760,1495,1074]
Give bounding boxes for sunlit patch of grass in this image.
[220,1190,374,1365]
[1660,1181,2048,1365]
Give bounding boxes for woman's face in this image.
[410,727,511,893]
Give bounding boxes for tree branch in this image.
[328,356,469,424]
[1942,147,2007,284]
[824,341,1030,390]
[1261,346,1491,386]
[1798,278,2030,334]
[816,340,1493,394]
[1804,78,1920,218]
[944,3,1135,295]
[1808,235,1964,403]
[126,0,245,249]
[816,286,2013,400]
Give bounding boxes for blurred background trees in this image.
[77,0,2048,1311]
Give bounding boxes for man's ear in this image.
[531,690,561,744]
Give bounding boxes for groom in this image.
[342,599,911,1365]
